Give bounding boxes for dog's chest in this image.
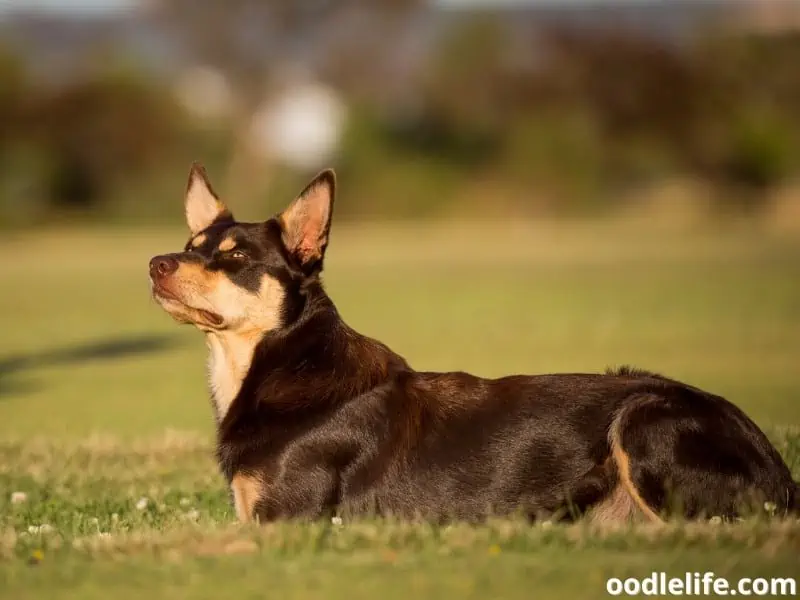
[206,333,258,422]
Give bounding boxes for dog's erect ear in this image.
[279,169,336,269]
[185,163,231,235]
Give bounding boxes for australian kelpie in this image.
[149,164,798,524]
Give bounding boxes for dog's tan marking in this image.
[153,250,285,419]
[178,261,219,292]
[587,483,638,526]
[153,262,225,329]
[218,237,237,252]
[206,329,260,421]
[191,233,207,247]
[231,472,263,523]
[608,417,664,523]
[205,273,286,420]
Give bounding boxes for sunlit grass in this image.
[1,432,798,600]
[0,222,799,599]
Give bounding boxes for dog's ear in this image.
[185,163,231,235]
[279,169,336,270]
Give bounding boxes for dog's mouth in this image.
[151,281,225,328]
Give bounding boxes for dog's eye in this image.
[230,250,247,260]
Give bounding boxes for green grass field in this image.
[1,221,799,599]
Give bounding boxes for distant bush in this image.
[333,25,800,216]
[0,53,232,227]
[2,24,800,226]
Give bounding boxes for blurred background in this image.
[0,0,799,437]
[1,0,800,226]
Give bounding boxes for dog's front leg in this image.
[241,464,339,523]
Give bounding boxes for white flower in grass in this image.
[184,509,200,522]
[331,516,343,526]
[27,524,54,535]
[135,497,149,511]
[180,497,192,507]
[709,516,722,525]
[10,492,27,504]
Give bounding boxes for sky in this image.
[0,0,138,15]
[0,0,680,16]
[437,0,675,5]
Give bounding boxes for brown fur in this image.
[148,164,800,526]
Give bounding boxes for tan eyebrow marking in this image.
[191,233,207,247]
[218,237,237,252]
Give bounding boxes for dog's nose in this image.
[149,255,179,279]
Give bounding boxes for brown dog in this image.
[149,164,798,524]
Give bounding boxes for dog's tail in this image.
[585,396,665,525]
[606,405,664,523]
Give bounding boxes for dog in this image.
[149,163,798,525]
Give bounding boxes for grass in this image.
[0,433,798,599]
[1,220,799,598]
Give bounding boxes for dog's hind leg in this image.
[545,459,632,525]
[581,455,659,526]
[607,392,797,521]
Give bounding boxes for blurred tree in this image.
[3,4,800,226]
[413,15,511,164]
[691,32,800,197]
[542,29,703,152]
[0,48,27,142]
[148,0,427,213]
[28,69,186,209]
[149,0,426,109]
[0,47,50,225]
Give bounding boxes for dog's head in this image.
[149,163,335,334]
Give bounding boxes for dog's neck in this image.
[203,283,327,424]
[226,309,408,423]
[205,328,262,424]
[206,286,410,428]
[257,315,404,407]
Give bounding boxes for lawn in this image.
[1,221,799,598]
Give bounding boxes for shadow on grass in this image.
[0,334,184,398]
